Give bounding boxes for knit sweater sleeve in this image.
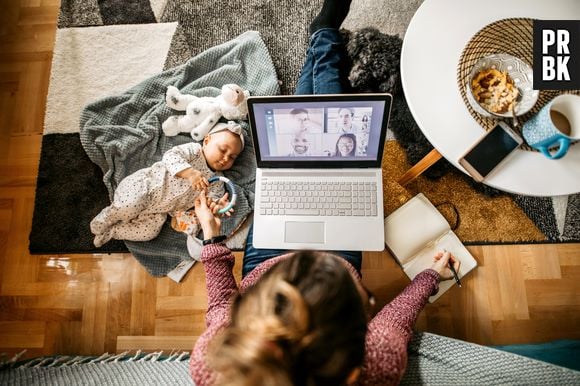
[358,269,440,386]
[190,243,238,386]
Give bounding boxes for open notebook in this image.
[384,193,478,302]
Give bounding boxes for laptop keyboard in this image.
[259,180,378,216]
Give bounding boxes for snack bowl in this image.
[466,53,539,118]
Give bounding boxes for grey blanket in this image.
[2,333,579,385]
[80,31,280,276]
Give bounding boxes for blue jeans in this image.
[295,28,352,95]
[243,28,361,278]
[243,224,362,278]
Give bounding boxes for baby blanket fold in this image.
[80,30,280,276]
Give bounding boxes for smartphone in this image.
[458,121,523,182]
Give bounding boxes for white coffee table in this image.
[401,0,580,197]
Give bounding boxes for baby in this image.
[90,121,244,247]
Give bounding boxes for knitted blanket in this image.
[2,333,578,385]
[79,31,280,276]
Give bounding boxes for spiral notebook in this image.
[384,193,478,302]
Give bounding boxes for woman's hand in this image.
[430,251,461,281]
[194,191,221,239]
[210,192,234,217]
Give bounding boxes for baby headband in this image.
[208,121,245,150]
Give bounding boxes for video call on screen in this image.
[253,102,386,161]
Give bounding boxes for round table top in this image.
[401,0,580,197]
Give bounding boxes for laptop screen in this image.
[247,94,392,168]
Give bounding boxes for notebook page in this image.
[384,194,450,265]
[403,230,478,302]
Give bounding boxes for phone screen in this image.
[463,124,520,178]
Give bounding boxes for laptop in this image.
[247,94,392,251]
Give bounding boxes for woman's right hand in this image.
[194,191,222,239]
[430,251,460,281]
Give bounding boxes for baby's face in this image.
[203,131,243,171]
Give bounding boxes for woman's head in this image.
[208,252,368,386]
[335,133,357,157]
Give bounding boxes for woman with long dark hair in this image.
[190,0,460,384]
[334,133,357,157]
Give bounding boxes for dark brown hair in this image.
[208,251,368,386]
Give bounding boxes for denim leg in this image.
[334,250,362,274]
[244,29,360,277]
[243,224,362,278]
[243,224,289,278]
[295,44,314,95]
[295,28,351,95]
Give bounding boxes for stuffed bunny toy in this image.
[162,84,250,140]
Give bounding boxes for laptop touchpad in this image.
[285,222,325,244]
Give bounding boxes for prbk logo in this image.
[533,20,580,90]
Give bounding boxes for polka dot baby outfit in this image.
[90,142,223,247]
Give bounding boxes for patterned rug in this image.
[29,0,580,271]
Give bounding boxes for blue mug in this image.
[522,94,580,160]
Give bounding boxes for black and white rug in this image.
[29,0,580,275]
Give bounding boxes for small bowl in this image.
[466,53,539,118]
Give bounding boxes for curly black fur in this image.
[341,27,402,95]
[340,27,502,193]
[340,27,454,179]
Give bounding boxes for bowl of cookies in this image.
[466,53,539,118]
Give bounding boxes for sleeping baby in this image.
[90,121,244,247]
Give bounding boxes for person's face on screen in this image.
[337,136,355,156]
[338,108,353,129]
[291,133,310,155]
[361,115,369,132]
[293,111,310,131]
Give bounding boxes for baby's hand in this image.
[188,170,209,191]
[176,167,210,191]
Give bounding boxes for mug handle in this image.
[539,138,570,160]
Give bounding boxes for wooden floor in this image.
[1,1,579,361]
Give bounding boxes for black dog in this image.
[340,27,453,179]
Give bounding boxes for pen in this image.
[449,261,462,287]
[443,249,462,287]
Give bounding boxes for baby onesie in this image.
[90,142,223,247]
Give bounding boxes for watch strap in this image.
[202,235,227,245]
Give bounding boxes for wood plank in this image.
[0,321,45,348]
[519,244,562,280]
[129,262,157,336]
[525,278,580,307]
[116,336,197,353]
[483,245,529,320]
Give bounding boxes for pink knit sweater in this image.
[190,244,439,386]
